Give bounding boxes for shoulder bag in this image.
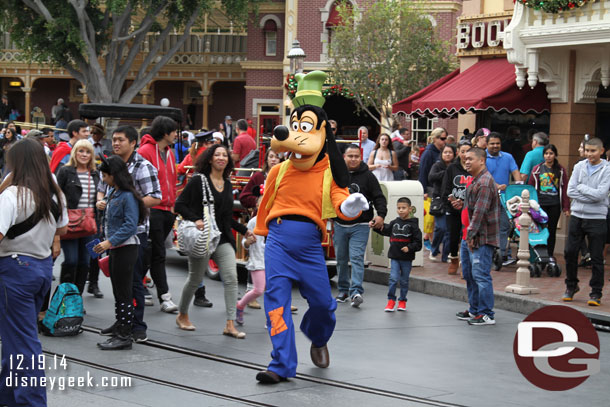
[61,173,97,240]
[429,196,444,217]
[177,174,222,258]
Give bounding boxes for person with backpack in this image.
[94,156,147,350]
[0,138,68,407]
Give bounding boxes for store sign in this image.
[457,18,510,52]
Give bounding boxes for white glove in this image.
[340,193,369,218]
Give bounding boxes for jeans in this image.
[388,259,412,301]
[61,235,94,268]
[540,204,561,258]
[132,232,149,333]
[149,209,176,300]
[470,244,495,318]
[0,255,52,407]
[460,240,478,315]
[431,214,450,261]
[179,243,238,319]
[499,209,511,258]
[334,223,370,297]
[564,216,607,296]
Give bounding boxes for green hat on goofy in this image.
[293,71,327,108]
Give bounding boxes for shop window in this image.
[412,117,436,143]
[263,20,277,56]
[325,1,351,57]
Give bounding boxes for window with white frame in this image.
[411,116,437,144]
[263,20,277,56]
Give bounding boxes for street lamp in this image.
[160,98,170,107]
[287,40,306,74]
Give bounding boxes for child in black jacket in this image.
[372,197,422,312]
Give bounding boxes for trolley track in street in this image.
[65,325,468,407]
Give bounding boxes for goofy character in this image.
[254,71,369,384]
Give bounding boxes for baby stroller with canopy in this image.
[499,184,561,278]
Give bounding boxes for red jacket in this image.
[177,145,206,175]
[50,141,72,173]
[138,134,176,211]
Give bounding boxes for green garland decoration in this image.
[515,0,591,13]
[284,74,355,99]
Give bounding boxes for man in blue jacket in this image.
[418,128,447,196]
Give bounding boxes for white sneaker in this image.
[350,294,363,308]
[160,293,178,313]
[429,253,439,262]
[144,294,154,306]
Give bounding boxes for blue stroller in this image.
[499,185,561,277]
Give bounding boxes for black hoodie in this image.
[336,161,388,225]
[374,217,422,261]
[441,160,472,215]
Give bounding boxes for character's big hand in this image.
[340,193,369,218]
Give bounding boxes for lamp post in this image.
[287,40,306,74]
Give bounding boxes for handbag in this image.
[177,174,222,258]
[61,174,97,240]
[429,196,444,217]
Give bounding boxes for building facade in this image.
[0,0,462,141]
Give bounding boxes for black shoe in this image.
[588,294,602,306]
[578,255,591,268]
[97,336,132,350]
[456,310,475,321]
[256,370,287,384]
[193,287,213,307]
[99,322,118,336]
[335,293,349,303]
[87,283,104,299]
[132,330,148,343]
[562,286,579,302]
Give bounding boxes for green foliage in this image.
[329,0,456,129]
[516,0,591,13]
[0,0,260,102]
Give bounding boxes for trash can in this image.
[366,180,425,268]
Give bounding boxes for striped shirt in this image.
[76,171,94,209]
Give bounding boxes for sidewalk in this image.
[365,251,610,322]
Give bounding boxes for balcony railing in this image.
[0,32,247,66]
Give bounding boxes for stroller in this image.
[499,185,561,278]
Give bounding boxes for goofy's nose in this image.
[273,125,289,141]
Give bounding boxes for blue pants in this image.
[264,219,337,378]
[60,235,94,268]
[460,240,478,315]
[431,214,450,262]
[388,259,412,301]
[0,255,52,407]
[499,210,511,258]
[334,223,369,297]
[132,232,149,333]
[470,244,495,318]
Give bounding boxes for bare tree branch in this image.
[21,0,54,22]
[120,8,201,103]
[113,2,167,42]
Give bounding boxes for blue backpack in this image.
[41,283,84,336]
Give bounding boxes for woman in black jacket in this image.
[56,139,100,294]
[440,140,472,274]
[175,144,254,338]
[428,144,455,263]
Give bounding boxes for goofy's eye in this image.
[300,122,313,133]
[291,122,299,131]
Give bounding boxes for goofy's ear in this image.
[325,120,349,188]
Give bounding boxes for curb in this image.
[364,267,610,323]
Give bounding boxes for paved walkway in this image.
[1,250,607,406]
[371,249,610,319]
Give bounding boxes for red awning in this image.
[392,69,459,114]
[409,58,550,117]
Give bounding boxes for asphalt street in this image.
[3,250,609,406]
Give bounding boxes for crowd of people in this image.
[0,102,608,404]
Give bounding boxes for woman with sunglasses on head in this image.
[368,133,398,182]
[440,138,473,274]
